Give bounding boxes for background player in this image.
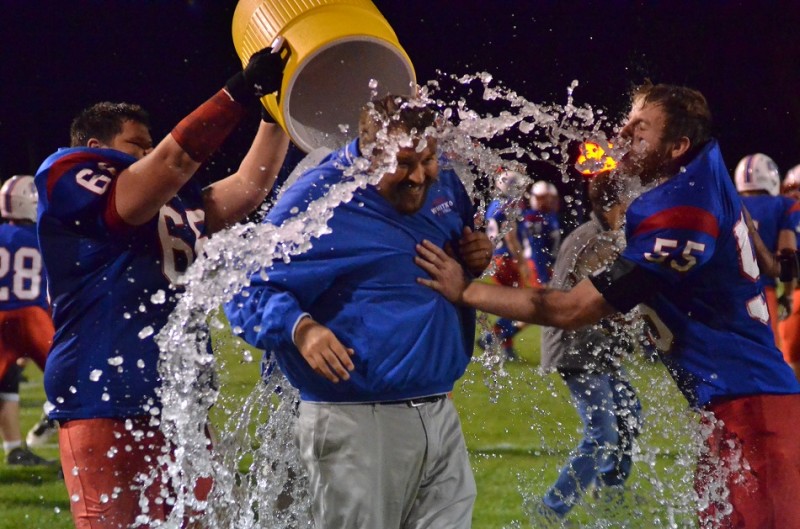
[0,175,55,466]
[733,153,797,349]
[521,180,561,286]
[779,164,800,378]
[480,169,532,360]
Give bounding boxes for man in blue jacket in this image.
[225,94,492,529]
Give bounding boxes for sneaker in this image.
[503,345,519,361]
[523,498,573,528]
[26,416,57,447]
[475,332,492,351]
[6,446,56,466]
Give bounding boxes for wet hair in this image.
[69,102,150,147]
[631,81,712,153]
[358,94,437,152]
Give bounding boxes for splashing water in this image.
[145,73,722,528]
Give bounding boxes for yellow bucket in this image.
[232,0,417,153]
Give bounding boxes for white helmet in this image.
[0,175,38,222]
[495,169,526,196]
[784,164,800,191]
[531,180,550,197]
[734,153,780,196]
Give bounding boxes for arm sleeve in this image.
[225,282,310,352]
[589,256,666,313]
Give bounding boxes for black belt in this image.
[381,394,448,407]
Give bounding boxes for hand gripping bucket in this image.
[232,0,417,152]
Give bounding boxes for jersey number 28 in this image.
[0,246,42,301]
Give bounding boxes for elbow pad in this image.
[588,257,663,313]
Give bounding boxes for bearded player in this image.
[416,82,800,529]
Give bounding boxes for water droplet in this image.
[107,356,124,366]
[89,369,103,382]
[138,326,154,339]
[71,494,80,502]
[150,290,166,304]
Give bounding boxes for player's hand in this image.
[225,46,285,105]
[293,317,354,383]
[458,227,493,276]
[415,239,471,304]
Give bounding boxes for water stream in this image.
[147,74,712,528]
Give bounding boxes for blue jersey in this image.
[789,201,800,247]
[740,194,797,288]
[0,223,48,311]
[35,147,207,420]
[226,139,476,403]
[521,208,560,283]
[485,199,526,257]
[621,140,800,407]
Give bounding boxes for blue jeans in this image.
[543,370,642,516]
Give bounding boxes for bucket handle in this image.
[269,36,291,104]
[271,36,289,60]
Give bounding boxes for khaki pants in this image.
[297,397,476,529]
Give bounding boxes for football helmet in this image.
[0,175,38,222]
[783,164,800,192]
[495,169,526,197]
[734,153,780,196]
[529,180,559,211]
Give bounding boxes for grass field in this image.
[0,323,700,529]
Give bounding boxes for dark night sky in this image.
[2,1,800,190]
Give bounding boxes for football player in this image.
[0,175,55,467]
[778,164,800,379]
[479,169,532,360]
[733,153,797,349]
[521,180,561,286]
[34,47,289,528]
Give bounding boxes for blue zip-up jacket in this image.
[225,139,477,403]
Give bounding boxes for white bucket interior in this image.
[283,37,415,152]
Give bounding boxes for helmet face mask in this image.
[734,153,780,196]
[0,175,38,222]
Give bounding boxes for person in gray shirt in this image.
[537,172,643,521]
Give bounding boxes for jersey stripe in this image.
[632,205,720,239]
[45,152,108,198]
